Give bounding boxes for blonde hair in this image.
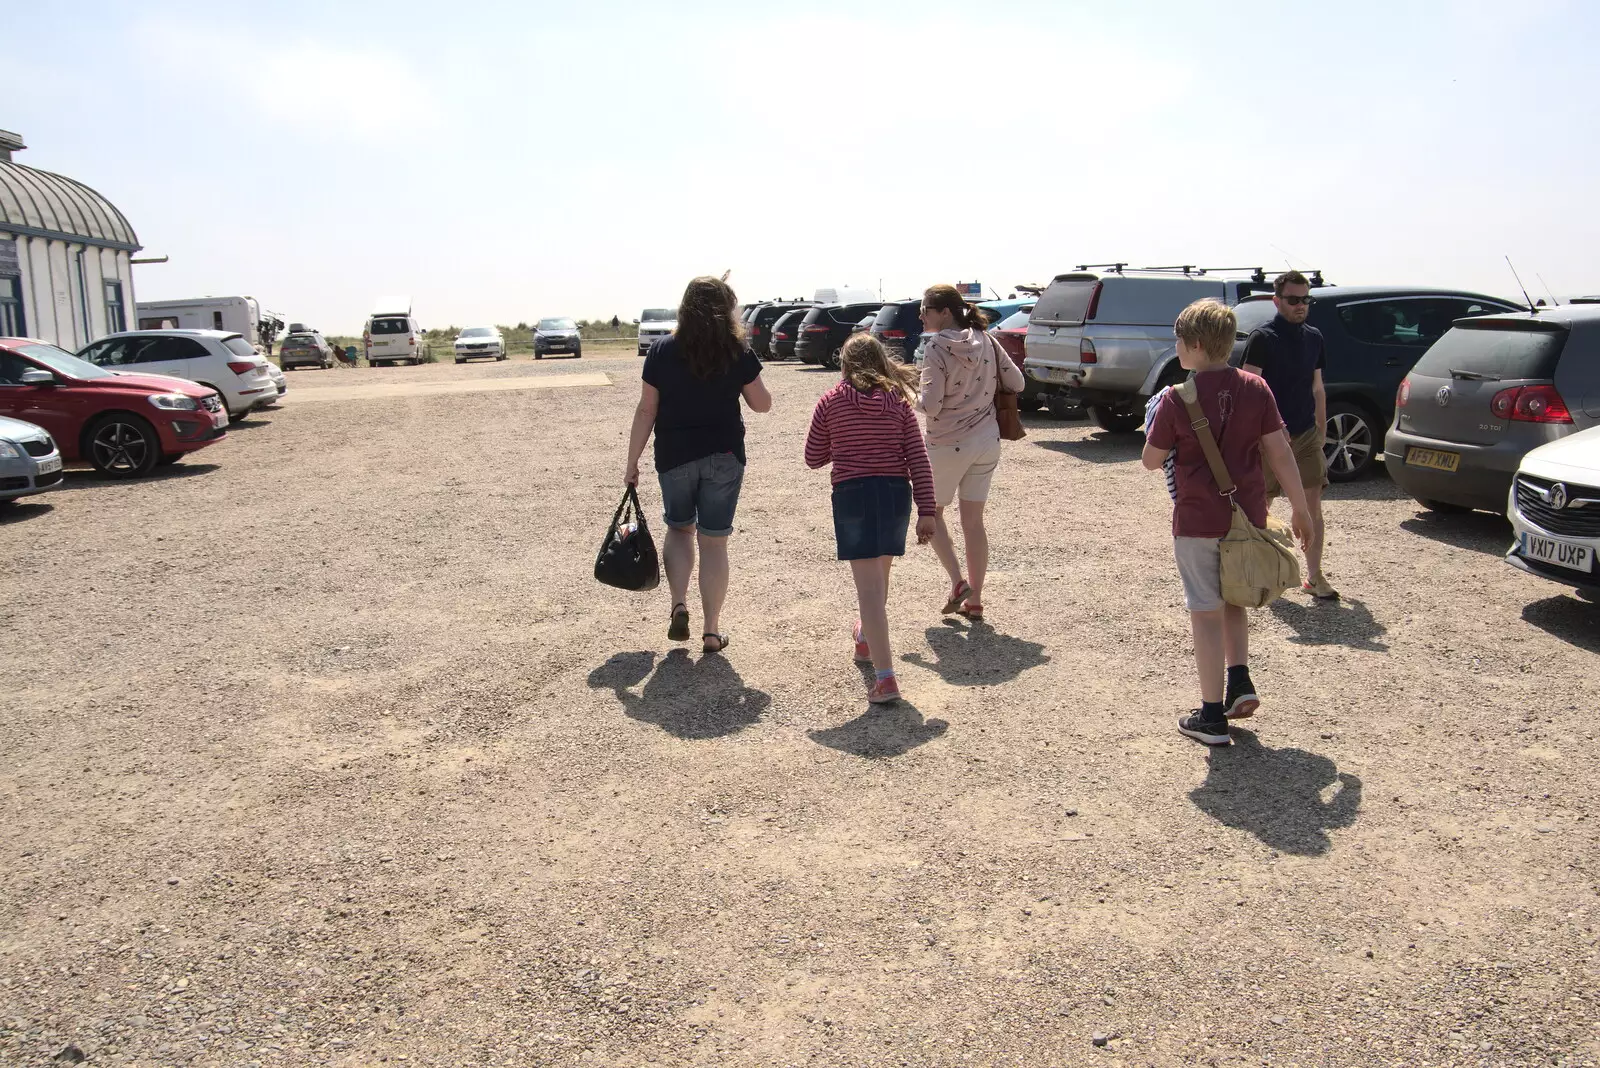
[1174,298,1237,363]
[841,334,919,404]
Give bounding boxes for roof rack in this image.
[1069,265,1326,286]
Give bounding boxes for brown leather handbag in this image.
[990,332,1026,441]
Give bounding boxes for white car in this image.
[637,308,676,356]
[262,360,287,403]
[1505,424,1600,597]
[454,326,506,363]
[76,329,278,420]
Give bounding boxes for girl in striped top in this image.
[804,334,937,705]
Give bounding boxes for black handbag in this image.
[594,484,661,591]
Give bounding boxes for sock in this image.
[1201,700,1226,722]
[875,668,895,682]
[1226,665,1253,694]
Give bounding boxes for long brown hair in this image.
[841,334,919,404]
[922,283,990,331]
[675,276,746,379]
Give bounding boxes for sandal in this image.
[668,604,690,642]
[942,579,972,615]
[957,601,984,624]
[702,632,729,653]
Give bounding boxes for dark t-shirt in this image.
[1241,316,1325,435]
[1147,367,1286,539]
[642,336,763,473]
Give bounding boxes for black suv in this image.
[770,308,810,361]
[795,302,886,368]
[869,300,922,363]
[1230,286,1523,481]
[747,301,813,360]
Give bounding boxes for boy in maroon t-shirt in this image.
[1143,300,1313,747]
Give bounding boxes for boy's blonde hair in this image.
[1174,298,1237,363]
[841,333,919,404]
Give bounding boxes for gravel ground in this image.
[2,352,1597,1067]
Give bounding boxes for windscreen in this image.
[1233,299,1278,337]
[642,309,674,322]
[538,319,576,330]
[19,344,113,379]
[1411,322,1566,380]
[371,317,410,335]
[460,327,494,337]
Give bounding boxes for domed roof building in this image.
[0,129,142,348]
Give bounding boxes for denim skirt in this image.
[831,476,912,560]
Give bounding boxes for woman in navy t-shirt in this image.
[624,276,773,653]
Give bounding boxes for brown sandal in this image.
[668,605,690,642]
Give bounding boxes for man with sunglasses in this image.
[1242,270,1337,600]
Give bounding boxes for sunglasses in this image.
[1279,295,1315,306]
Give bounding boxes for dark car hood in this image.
[98,372,215,396]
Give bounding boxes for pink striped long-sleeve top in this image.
[804,382,937,516]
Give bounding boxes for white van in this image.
[814,286,879,305]
[364,296,429,366]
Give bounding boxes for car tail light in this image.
[803,325,829,334]
[1084,282,1103,321]
[883,330,906,339]
[408,337,417,347]
[1396,379,1411,408]
[227,361,257,375]
[1079,338,1097,364]
[1492,384,1573,424]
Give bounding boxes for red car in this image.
[0,338,228,477]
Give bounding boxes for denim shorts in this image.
[658,452,745,537]
[832,476,912,560]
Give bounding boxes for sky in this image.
[5,0,1598,334]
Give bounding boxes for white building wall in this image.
[0,231,137,349]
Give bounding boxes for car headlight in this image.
[0,441,18,459]
[148,393,199,411]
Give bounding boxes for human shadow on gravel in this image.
[1269,597,1389,652]
[586,649,770,739]
[1399,511,1513,557]
[809,698,948,759]
[1033,434,1144,464]
[1189,729,1362,856]
[1521,595,1600,654]
[900,619,1050,685]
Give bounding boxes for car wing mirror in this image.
[20,369,57,386]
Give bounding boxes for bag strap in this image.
[1173,378,1236,496]
[988,332,1016,396]
[611,484,637,533]
[627,483,649,533]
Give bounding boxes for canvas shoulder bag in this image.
[1172,378,1300,608]
[989,332,1026,441]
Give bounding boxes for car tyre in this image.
[1324,400,1378,482]
[1044,394,1082,419]
[1088,404,1142,434]
[85,413,161,479]
[535,353,543,360]
[455,358,465,364]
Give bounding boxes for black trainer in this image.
[1224,681,1260,720]
[1177,711,1232,746]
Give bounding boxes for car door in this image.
[134,336,213,385]
[1330,297,1447,415]
[0,350,82,450]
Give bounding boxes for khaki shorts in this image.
[928,438,1002,507]
[1266,425,1329,495]
[1174,537,1225,613]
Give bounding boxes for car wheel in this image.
[535,353,543,360]
[1324,401,1377,482]
[828,347,842,369]
[1088,404,1142,434]
[1044,394,1082,420]
[86,413,160,478]
[574,346,582,358]
[1420,499,1472,514]
[455,358,464,364]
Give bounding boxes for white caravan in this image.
[134,295,270,349]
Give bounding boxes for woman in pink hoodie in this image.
[917,284,1027,623]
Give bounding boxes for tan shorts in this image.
[928,438,1002,507]
[1266,425,1329,495]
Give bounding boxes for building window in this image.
[0,277,24,337]
[104,279,125,333]
[213,311,224,330]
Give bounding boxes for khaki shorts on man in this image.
[1265,425,1328,497]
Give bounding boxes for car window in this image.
[1032,279,1098,324]
[138,336,211,362]
[1412,322,1566,380]
[14,344,114,380]
[371,317,410,335]
[641,309,674,322]
[1233,299,1278,337]
[85,337,152,366]
[538,319,576,330]
[0,351,32,384]
[996,309,1032,330]
[1337,299,1455,347]
[222,336,258,358]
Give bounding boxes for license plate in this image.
[211,410,228,428]
[1405,447,1460,473]
[36,455,62,475]
[1521,532,1594,573]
